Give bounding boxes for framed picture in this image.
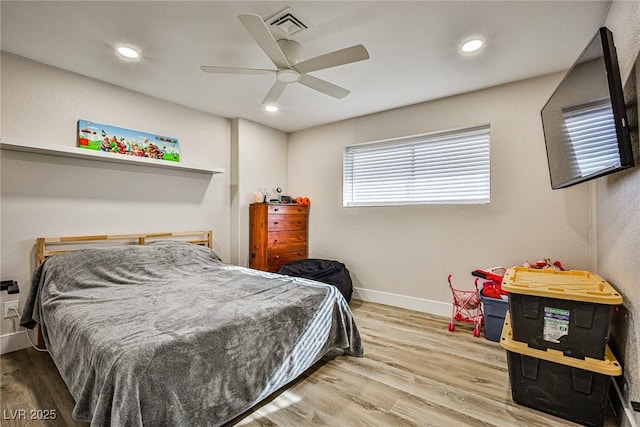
[77,119,180,162]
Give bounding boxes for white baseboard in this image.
[1,330,31,355]
[352,287,451,317]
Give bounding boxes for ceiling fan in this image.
[200,14,370,106]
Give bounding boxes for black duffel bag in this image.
[277,259,353,302]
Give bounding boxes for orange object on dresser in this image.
[295,196,311,206]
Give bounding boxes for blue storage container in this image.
[480,289,509,341]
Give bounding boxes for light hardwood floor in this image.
[1,300,616,426]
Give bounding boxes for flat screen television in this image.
[541,27,634,189]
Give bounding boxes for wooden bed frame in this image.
[36,230,213,265]
[32,230,213,348]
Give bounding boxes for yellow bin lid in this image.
[501,267,622,304]
[500,312,622,376]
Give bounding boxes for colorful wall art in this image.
[77,119,180,162]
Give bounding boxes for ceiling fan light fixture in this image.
[264,105,279,112]
[116,45,140,59]
[460,38,484,53]
[276,69,300,83]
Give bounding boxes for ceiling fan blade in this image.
[200,66,275,76]
[262,81,288,105]
[294,44,369,74]
[298,74,350,99]
[238,14,290,69]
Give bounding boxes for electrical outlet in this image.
[4,301,19,318]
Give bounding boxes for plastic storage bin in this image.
[479,289,508,342]
[500,312,621,427]
[502,267,622,359]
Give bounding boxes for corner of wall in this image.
[232,119,288,267]
[600,3,640,426]
[230,119,240,265]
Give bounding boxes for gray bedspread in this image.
[21,241,363,426]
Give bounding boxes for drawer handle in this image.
[274,240,278,243]
[274,255,280,260]
[274,208,279,212]
[273,221,279,225]
[298,236,302,240]
[297,252,302,256]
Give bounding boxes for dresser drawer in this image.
[267,214,307,231]
[267,204,307,215]
[266,249,307,272]
[267,230,307,251]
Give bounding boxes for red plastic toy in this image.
[471,268,504,283]
[447,275,484,337]
[473,266,507,299]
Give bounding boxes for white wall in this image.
[230,118,288,266]
[0,53,230,343]
[600,1,640,423]
[288,73,592,314]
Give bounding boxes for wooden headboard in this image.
[36,230,213,265]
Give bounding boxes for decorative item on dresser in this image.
[250,202,308,272]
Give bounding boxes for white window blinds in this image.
[343,125,491,206]
[563,102,621,178]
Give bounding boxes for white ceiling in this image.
[1,1,609,133]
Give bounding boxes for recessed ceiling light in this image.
[264,105,279,112]
[116,46,140,59]
[461,38,484,53]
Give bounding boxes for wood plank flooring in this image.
[1,300,617,426]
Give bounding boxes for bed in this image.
[20,231,363,426]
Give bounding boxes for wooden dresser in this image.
[249,203,308,272]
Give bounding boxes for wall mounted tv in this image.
[541,27,634,189]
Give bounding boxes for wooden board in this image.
[36,230,213,265]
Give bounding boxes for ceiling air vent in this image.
[265,7,312,37]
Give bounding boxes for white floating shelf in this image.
[0,137,225,174]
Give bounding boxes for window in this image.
[562,100,621,178]
[343,125,491,206]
